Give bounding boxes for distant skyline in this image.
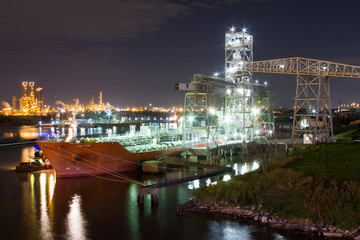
[1,0,360,108]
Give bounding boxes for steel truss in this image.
[225,29,254,141]
[292,75,333,143]
[246,57,360,78]
[245,57,360,144]
[182,91,217,148]
[224,90,252,140]
[253,85,275,137]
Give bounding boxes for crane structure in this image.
[246,57,360,144]
[176,74,225,148]
[224,27,255,141]
[175,27,274,149]
[223,28,274,140]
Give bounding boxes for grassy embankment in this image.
[194,126,360,229]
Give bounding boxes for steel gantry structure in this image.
[246,57,360,144]
[175,27,274,149]
[175,74,235,148]
[224,27,255,141]
[175,73,273,148]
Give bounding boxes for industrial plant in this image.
[1,81,46,116]
[18,82,43,115]
[176,27,274,148]
[176,26,360,145]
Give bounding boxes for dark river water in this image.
[0,126,319,240]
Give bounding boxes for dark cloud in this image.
[189,0,276,9]
[0,0,279,53]
[190,2,217,9]
[0,0,281,43]
[0,0,191,44]
[195,0,276,5]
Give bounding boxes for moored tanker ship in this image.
[37,124,210,178]
[36,141,183,178]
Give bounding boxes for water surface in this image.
[0,144,319,240]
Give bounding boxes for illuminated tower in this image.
[224,26,254,141]
[36,87,43,114]
[99,91,103,111]
[89,97,94,111]
[29,82,35,101]
[20,82,29,114]
[12,96,16,114]
[22,82,28,97]
[29,82,37,113]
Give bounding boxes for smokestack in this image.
[36,87,43,113]
[99,91,103,106]
[22,82,28,97]
[29,82,35,101]
[12,96,16,113]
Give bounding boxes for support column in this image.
[292,75,333,144]
[137,187,159,205]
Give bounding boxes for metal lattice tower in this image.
[253,82,275,137]
[292,75,333,143]
[224,27,254,140]
[245,57,360,144]
[181,75,217,148]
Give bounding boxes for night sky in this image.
[1,0,360,109]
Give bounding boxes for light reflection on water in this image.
[87,128,93,135]
[40,173,53,240]
[30,172,88,240]
[68,127,74,138]
[188,179,200,190]
[27,173,37,239]
[26,172,88,240]
[207,221,252,240]
[80,127,86,136]
[21,146,33,163]
[127,183,140,240]
[188,160,261,189]
[0,123,179,144]
[190,161,259,189]
[49,174,55,202]
[0,126,38,140]
[0,144,315,240]
[252,161,260,171]
[236,161,260,176]
[222,175,231,181]
[66,194,87,240]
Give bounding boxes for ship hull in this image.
[36,141,181,178]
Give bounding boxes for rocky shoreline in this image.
[176,199,360,239]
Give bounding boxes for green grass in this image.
[334,122,360,137]
[194,140,360,229]
[285,140,360,182]
[258,184,308,219]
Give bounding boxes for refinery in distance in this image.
[0,81,183,122]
